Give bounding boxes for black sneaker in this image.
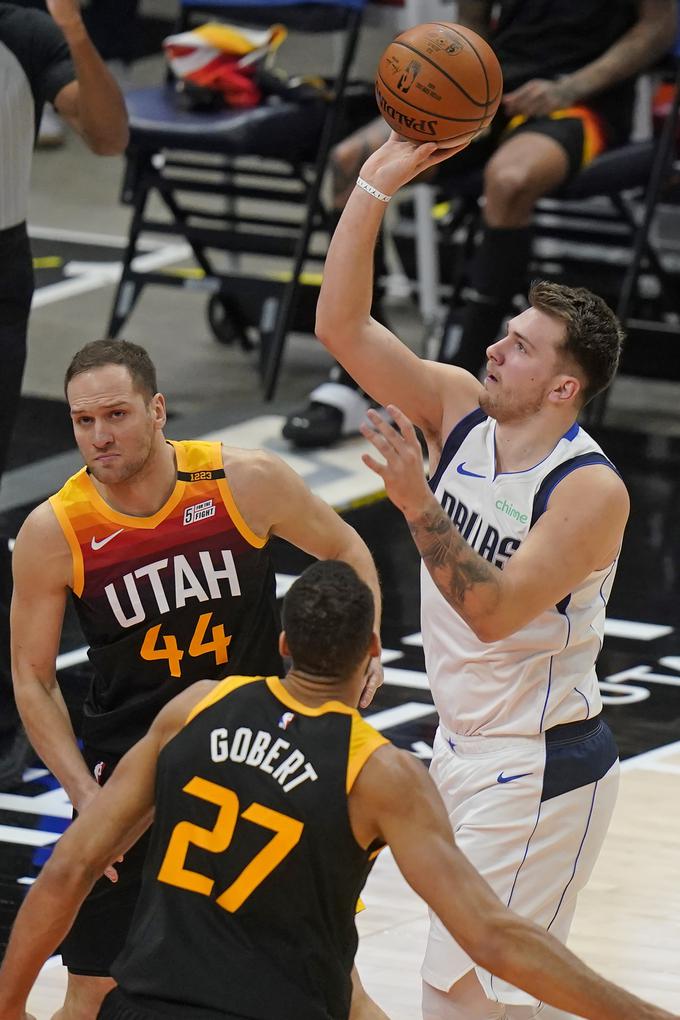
[0,727,32,791]
[282,383,371,449]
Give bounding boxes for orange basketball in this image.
[375,22,503,145]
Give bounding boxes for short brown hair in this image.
[529,281,624,404]
[64,339,158,400]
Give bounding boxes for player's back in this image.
[111,675,387,1020]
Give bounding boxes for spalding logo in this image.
[424,30,464,55]
[376,84,438,136]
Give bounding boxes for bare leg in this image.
[51,973,115,1020]
[350,965,391,1019]
[423,969,550,1020]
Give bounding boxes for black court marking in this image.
[30,236,127,290]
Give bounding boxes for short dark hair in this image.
[64,339,158,401]
[529,281,625,404]
[282,561,374,681]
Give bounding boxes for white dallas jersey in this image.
[422,408,620,738]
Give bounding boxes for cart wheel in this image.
[207,294,244,346]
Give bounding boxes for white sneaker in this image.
[37,104,65,148]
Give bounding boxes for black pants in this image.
[0,222,33,487]
[0,223,32,735]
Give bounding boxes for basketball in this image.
[375,22,503,145]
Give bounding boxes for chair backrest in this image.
[179,0,366,33]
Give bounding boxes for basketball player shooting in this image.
[315,128,631,1019]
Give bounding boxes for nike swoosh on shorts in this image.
[497,771,533,784]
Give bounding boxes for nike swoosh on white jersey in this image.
[91,528,125,551]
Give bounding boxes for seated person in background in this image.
[0,561,677,1020]
[282,0,676,448]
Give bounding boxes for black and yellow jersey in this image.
[112,676,389,1020]
[49,441,281,754]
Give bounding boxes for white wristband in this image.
[356,176,391,203]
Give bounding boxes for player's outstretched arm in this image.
[361,406,629,641]
[316,132,482,437]
[0,682,212,1020]
[47,0,129,154]
[351,747,677,1020]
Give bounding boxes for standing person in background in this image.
[0,0,128,788]
[282,0,675,448]
[11,0,140,144]
[9,339,385,1020]
[0,562,677,1020]
[314,132,630,1019]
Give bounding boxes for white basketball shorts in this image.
[422,715,620,1007]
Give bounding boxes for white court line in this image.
[366,703,436,731]
[28,225,132,246]
[621,739,680,772]
[382,667,430,691]
[0,788,72,820]
[396,619,675,649]
[0,825,60,848]
[32,243,191,308]
[604,619,674,640]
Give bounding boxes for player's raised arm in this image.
[316,133,481,437]
[351,746,676,1020]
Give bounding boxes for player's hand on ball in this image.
[360,130,476,198]
[360,406,434,522]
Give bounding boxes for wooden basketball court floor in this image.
[1,408,679,1019]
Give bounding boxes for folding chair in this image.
[106,0,368,397]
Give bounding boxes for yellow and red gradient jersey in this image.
[50,440,281,755]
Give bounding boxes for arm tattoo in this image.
[408,502,502,616]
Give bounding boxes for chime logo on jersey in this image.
[440,489,521,568]
[278,712,295,730]
[104,549,242,627]
[183,499,216,525]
